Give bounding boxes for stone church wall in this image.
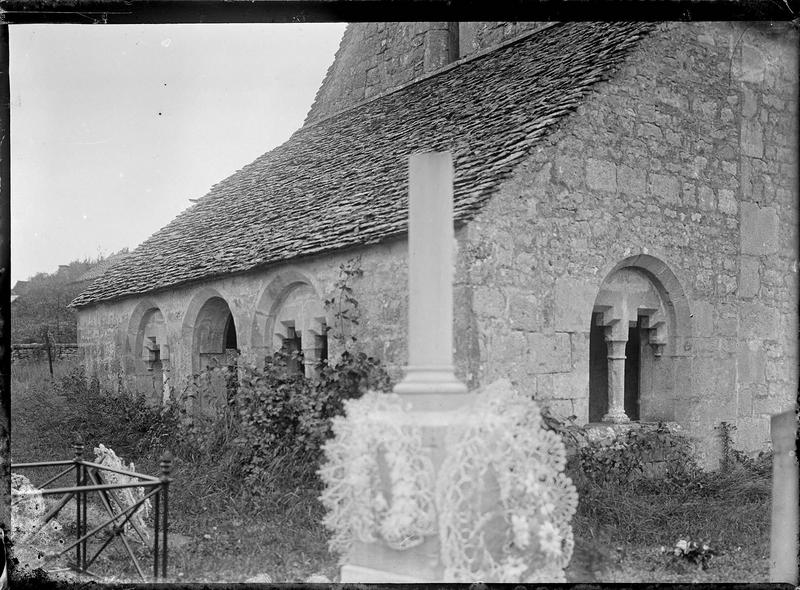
[78,21,796,466]
[305,22,548,125]
[79,239,429,389]
[459,21,797,465]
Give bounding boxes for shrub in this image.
[234,350,391,486]
[12,365,169,464]
[573,424,700,490]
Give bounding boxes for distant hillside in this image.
[11,251,129,344]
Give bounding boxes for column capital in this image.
[606,340,627,359]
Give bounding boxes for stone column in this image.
[393,151,468,410]
[770,410,799,584]
[160,344,171,403]
[603,339,629,423]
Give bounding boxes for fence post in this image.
[44,329,54,376]
[770,410,798,584]
[159,451,173,580]
[72,436,84,572]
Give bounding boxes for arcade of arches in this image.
[118,278,330,404]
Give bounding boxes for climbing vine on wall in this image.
[324,256,364,350]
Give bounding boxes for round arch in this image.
[252,268,329,375]
[589,254,692,424]
[251,268,325,350]
[602,253,693,352]
[125,298,165,373]
[124,298,167,400]
[181,288,239,373]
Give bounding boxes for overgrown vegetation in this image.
[562,420,772,582]
[12,336,772,583]
[11,348,391,582]
[574,423,700,488]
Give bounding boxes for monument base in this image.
[340,564,429,583]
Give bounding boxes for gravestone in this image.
[319,152,577,582]
[93,444,152,543]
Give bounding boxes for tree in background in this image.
[11,251,128,344]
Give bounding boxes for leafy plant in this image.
[575,424,699,488]
[662,538,718,571]
[233,349,391,487]
[715,421,736,473]
[324,256,364,349]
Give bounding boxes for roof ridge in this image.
[300,22,561,133]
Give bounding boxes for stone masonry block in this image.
[740,202,779,255]
[554,277,597,333]
[553,154,583,189]
[692,356,736,400]
[540,398,576,421]
[755,392,794,417]
[738,255,760,298]
[739,302,779,340]
[737,341,766,385]
[618,164,647,195]
[474,285,506,318]
[550,370,588,400]
[717,189,737,216]
[649,172,680,204]
[508,290,545,332]
[525,332,571,374]
[692,300,714,336]
[714,303,739,337]
[733,417,771,453]
[738,386,755,417]
[487,329,527,366]
[741,118,764,158]
[698,185,716,211]
[534,373,556,399]
[733,43,766,84]
[586,159,617,193]
[570,332,590,372]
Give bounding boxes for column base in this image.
[393,365,468,396]
[602,410,630,424]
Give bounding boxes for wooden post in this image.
[43,328,54,376]
[770,410,798,584]
[393,151,467,409]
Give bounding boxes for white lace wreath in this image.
[436,379,579,582]
[318,391,437,555]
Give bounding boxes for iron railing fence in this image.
[11,438,172,581]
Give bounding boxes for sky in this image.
[9,23,347,286]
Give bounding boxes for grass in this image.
[10,360,338,583]
[10,359,774,583]
[566,454,772,582]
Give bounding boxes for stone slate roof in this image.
[71,252,131,284]
[71,21,652,308]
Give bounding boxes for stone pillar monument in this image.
[393,152,468,407]
[321,152,577,584]
[339,152,471,582]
